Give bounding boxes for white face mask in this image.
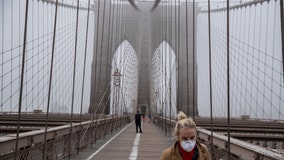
[180,140,196,152]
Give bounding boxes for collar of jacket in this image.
[171,141,206,160]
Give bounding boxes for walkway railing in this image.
[154,116,284,160]
[0,115,130,160]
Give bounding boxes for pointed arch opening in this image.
[151,41,177,117]
[110,40,138,115]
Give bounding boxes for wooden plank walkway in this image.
[72,120,173,160]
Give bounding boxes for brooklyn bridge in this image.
[0,0,283,159]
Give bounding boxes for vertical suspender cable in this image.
[115,0,122,57]
[93,0,109,142]
[110,1,116,120]
[43,0,58,159]
[113,0,119,68]
[69,0,80,158]
[11,0,14,111]
[1,0,3,113]
[169,0,174,139]
[162,1,164,129]
[92,0,100,121]
[262,3,269,118]
[280,0,284,82]
[177,0,180,111]
[117,0,123,123]
[185,0,190,116]
[226,0,231,158]
[37,0,40,110]
[80,0,91,125]
[106,1,114,93]
[192,0,195,121]
[164,0,168,135]
[78,0,91,153]
[164,0,168,136]
[270,1,277,119]
[96,0,107,114]
[175,0,178,110]
[15,0,29,159]
[256,4,263,117]
[207,0,214,157]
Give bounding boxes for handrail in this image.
[0,116,130,159]
[154,116,284,160]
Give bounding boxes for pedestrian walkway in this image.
[80,120,173,160]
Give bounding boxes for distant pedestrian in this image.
[148,113,152,123]
[135,111,142,133]
[142,113,145,123]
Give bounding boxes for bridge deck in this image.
[73,120,173,160]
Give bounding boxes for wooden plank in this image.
[89,121,173,160]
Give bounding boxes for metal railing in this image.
[0,116,130,160]
[154,116,284,160]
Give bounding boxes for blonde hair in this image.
[174,111,197,140]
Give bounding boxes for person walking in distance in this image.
[135,111,142,133]
[142,113,145,123]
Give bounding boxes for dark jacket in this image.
[160,141,211,160]
[135,113,141,124]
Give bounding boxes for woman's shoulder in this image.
[160,145,175,159]
[161,146,173,155]
[196,141,207,150]
[196,141,211,160]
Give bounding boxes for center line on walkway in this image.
[129,133,141,160]
[86,121,134,160]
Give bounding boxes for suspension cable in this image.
[256,4,263,117]
[192,0,195,121]
[91,0,101,122]
[113,0,121,67]
[177,0,180,112]
[207,0,214,157]
[162,1,168,136]
[68,0,80,158]
[106,0,114,97]
[42,0,59,159]
[185,0,190,116]
[169,0,173,138]
[79,0,91,125]
[77,0,91,154]
[113,0,123,129]
[11,0,14,112]
[1,0,3,113]
[226,0,231,158]
[97,0,107,115]
[262,2,269,118]
[164,0,168,136]
[280,0,284,82]
[15,0,29,159]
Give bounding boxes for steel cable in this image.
[15,0,29,159]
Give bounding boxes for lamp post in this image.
[113,68,122,115]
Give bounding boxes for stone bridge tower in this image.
[89,0,198,117]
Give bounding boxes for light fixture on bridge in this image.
[113,68,122,86]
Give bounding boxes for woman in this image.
[160,111,211,160]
